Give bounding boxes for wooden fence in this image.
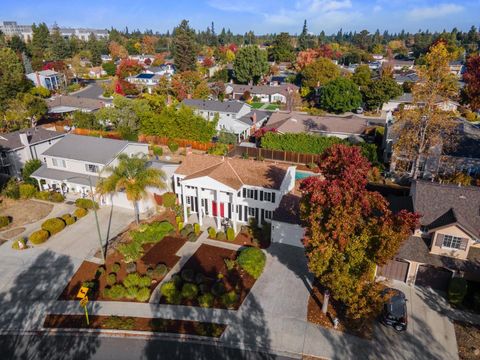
[72,128,122,139]
[228,145,322,165]
[137,135,217,151]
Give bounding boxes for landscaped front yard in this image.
[0,199,53,231]
[455,321,480,360]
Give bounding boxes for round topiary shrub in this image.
[126,262,137,274]
[168,141,179,153]
[35,191,50,201]
[153,264,168,278]
[41,218,66,235]
[160,281,181,304]
[29,229,50,245]
[96,265,106,277]
[73,207,88,219]
[112,262,121,273]
[208,227,216,239]
[126,286,139,299]
[138,275,152,288]
[171,273,183,287]
[199,283,210,295]
[179,227,189,237]
[448,277,468,305]
[198,292,214,308]
[0,216,10,229]
[211,282,226,297]
[104,284,126,299]
[136,287,151,302]
[181,268,195,283]
[11,238,26,250]
[181,283,198,300]
[221,290,239,309]
[187,232,197,242]
[216,231,226,241]
[237,247,266,279]
[146,267,154,277]
[62,214,76,225]
[49,192,65,203]
[75,198,98,209]
[106,273,117,286]
[124,273,141,288]
[226,228,235,242]
[194,223,201,235]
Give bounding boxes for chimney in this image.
[252,112,257,124]
[167,95,172,106]
[19,132,29,147]
[35,72,41,87]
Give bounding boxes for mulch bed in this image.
[44,314,226,338]
[307,281,374,339]
[455,321,480,360]
[159,244,256,310]
[141,236,186,268]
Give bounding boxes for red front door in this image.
[220,203,225,217]
[212,201,218,216]
[212,201,224,217]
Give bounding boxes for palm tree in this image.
[96,153,166,224]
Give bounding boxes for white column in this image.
[231,192,237,233]
[215,189,221,230]
[196,186,203,226]
[181,183,188,222]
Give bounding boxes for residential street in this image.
[72,80,111,100]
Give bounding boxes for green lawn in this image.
[266,104,280,111]
[250,102,263,109]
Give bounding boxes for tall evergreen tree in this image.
[298,20,309,51]
[172,20,197,72]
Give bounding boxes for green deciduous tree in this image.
[22,159,42,187]
[270,32,295,62]
[96,154,166,224]
[362,77,402,111]
[233,45,268,84]
[319,77,362,113]
[301,57,340,89]
[0,48,31,112]
[3,93,47,130]
[102,61,116,76]
[300,144,418,321]
[72,111,102,130]
[172,20,197,72]
[352,64,372,87]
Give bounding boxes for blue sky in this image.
[1,0,479,34]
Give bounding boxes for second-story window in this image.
[85,164,99,173]
[442,235,463,250]
[52,158,66,168]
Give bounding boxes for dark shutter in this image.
[261,209,265,224]
[238,191,241,197]
[243,188,246,198]
[272,192,276,203]
[435,234,444,247]
[238,205,242,221]
[228,203,231,219]
[255,208,259,224]
[254,190,258,200]
[459,238,469,251]
[260,191,263,201]
[244,206,248,221]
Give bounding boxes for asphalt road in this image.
[0,334,299,360]
[74,80,111,100]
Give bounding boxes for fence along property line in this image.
[228,145,321,165]
[137,135,217,152]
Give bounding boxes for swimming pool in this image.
[295,171,316,180]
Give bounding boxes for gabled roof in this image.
[175,153,291,190]
[41,134,140,165]
[229,83,299,96]
[412,180,480,238]
[182,99,247,114]
[0,127,64,151]
[47,96,106,112]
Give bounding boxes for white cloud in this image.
[373,5,382,13]
[408,3,463,20]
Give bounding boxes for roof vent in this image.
[459,195,466,199]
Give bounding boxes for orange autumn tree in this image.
[300,145,418,320]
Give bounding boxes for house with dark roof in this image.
[30,134,158,212]
[181,99,270,142]
[0,127,65,177]
[173,153,296,231]
[377,181,480,291]
[225,83,299,104]
[126,73,162,94]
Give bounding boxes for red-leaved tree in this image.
[116,59,144,79]
[463,54,480,111]
[300,144,418,320]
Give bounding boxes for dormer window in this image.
[442,235,462,250]
[85,164,99,173]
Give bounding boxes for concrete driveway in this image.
[38,205,134,261]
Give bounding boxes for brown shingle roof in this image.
[230,83,299,96]
[176,154,291,190]
[47,96,107,112]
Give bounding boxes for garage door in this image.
[377,259,409,282]
[415,265,452,291]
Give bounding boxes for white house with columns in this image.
[173,154,296,231]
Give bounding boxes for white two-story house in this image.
[181,99,269,142]
[31,134,158,212]
[173,153,296,231]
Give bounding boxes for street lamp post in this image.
[64,175,105,263]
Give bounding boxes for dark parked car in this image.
[380,288,408,331]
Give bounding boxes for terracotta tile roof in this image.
[175,153,291,190]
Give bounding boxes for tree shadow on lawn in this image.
[0,250,101,359]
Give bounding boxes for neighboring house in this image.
[226,83,299,104]
[126,73,161,94]
[264,111,387,139]
[144,64,175,77]
[377,181,480,291]
[88,66,106,78]
[449,61,464,78]
[31,134,159,212]
[382,93,459,113]
[128,54,155,65]
[173,153,296,231]
[382,59,415,71]
[47,96,109,114]
[101,55,112,63]
[26,70,66,91]
[393,71,419,85]
[0,127,65,177]
[384,118,480,178]
[181,99,270,142]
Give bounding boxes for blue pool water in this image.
[295,171,316,180]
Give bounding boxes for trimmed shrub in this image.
[130,221,174,245]
[237,247,266,279]
[171,274,183,287]
[0,216,10,229]
[178,222,184,232]
[124,273,141,288]
[221,290,239,309]
[181,283,199,300]
[162,192,177,208]
[35,191,50,201]
[19,183,37,199]
[146,267,154,277]
[96,265,106,276]
[226,228,235,242]
[152,146,163,157]
[11,238,26,250]
[153,264,168,278]
[208,227,216,239]
[2,179,19,199]
[136,287,151,302]
[138,275,152,288]
[29,229,50,245]
[187,232,197,242]
[175,216,182,224]
[65,216,76,225]
[75,198,99,209]
[211,282,226,297]
[181,269,195,283]
[126,286,139,299]
[73,207,88,219]
[179,227,189,237]
[112,262,121,273]
[41,218,66,235]
[184,224,193,233]
[194,223,201,235]
[104,284,126,299]
[448,278,468,305]
[161,281,181,304]
[168,141,179,153]
[126,262,137,274]
[199,283,210,295]
[198,293,214,308]
[49,192,65,203]
[216,231,226,241]
[106,273,117,286]
[102,316,135,330]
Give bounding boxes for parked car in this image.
[380,288,408,331]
